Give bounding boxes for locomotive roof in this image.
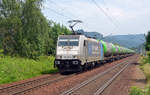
[59,35,81,38]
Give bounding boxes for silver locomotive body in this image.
[54,35,104,73]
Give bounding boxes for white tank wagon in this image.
[100,41,128,56]
[122,47,130,54]
[114,45,120,55]
[111,44,118,56]
[100,41,115,57]
[54,35,135,73]
[120,46,125,54]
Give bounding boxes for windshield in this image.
[58,41,79,46]
[58,38,79,46]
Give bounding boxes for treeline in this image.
[145,31,150,51]
[0,0,71,58]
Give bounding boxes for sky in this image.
[42,0,150,36]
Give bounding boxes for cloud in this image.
[42,0,150,36]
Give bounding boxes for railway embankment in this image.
[0,55,136,95]
[0,55,147,95]
[130,54,150,95]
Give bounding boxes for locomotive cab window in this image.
[58,38,79,46]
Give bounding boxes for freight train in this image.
[54,35,135,73]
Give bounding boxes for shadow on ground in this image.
[41,69,58,74]
[131,79,147,84]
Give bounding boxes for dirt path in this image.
[102,60,146,95]
[131,64,146,89]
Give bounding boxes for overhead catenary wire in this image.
[48,0,77,19]
[45,0,105,32]
[100,0,122,28]
[45,8,90,32]
[91,0,121,32]
[44,6,88,33]
[45,7,72,20]
[47,0,90,29]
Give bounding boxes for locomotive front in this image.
[54,35,83,73]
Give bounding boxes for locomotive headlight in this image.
[72,61,78,65]
[55,61,60,65]
[73,56,77,59]
[60,56,62,59]
[57,56,62,59]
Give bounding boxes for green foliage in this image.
[140,56,150,83]
[130,87,143,95]
[0,0,22,55]
[145,31,150,51]
[130,86,150,95]
[19,0,52,58]
[0,55,57,84]
[50,22,71,54]
[0,49,4,57]
[0,30,3,48]
[147,51,150,58]
[131,57,150,95]
[146,86,150,95]
[140,56,150,65]
[0,0,71,58]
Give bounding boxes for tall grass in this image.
[130,86,150,95]
[130,87,143,95]
[0,55,57,84]
[141,64,150,84]
[130,55,150,95]
[140,55,150,84]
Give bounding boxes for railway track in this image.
[61,60,132,95]
[94,63,130,95]
[0,74,74,95]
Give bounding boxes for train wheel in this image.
[92,62,95,68]
[79,65,83,72]
[83,63,88,71]
[60,70,65,75]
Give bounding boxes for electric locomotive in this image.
[54,20,135,73]
[54,35,103,73]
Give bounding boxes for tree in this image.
[145,31,150,51]
[0,0,22,55]
[0,0,71,58]
[20,0,51,58]
[49,22,71,55]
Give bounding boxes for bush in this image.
[130,86,150,95]
[0,49,4,58]
[147,51,150,58]
[130,87,143,95]
[144,86,150,95]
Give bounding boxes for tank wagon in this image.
[54,35,135,73]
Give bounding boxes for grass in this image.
[139,55,150,84]
[0,54,58,84]
[130,53,150,95]
[130,86,150,95]
[141,63,150,84]
[130,86,143,95]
